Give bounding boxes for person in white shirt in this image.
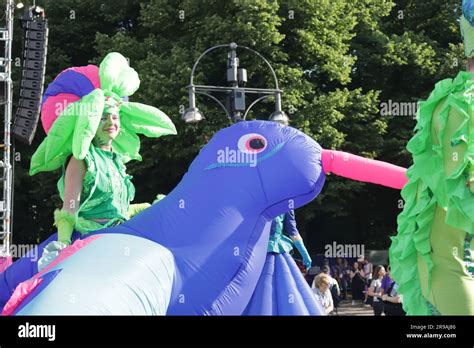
[368,265,385,315]
[319,265,340,296]
[312,273,334,315]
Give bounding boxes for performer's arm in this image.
[284,210,299,238]
[285,211,312,270]
[128,194,165,218]
[128,203,151,218]
[38,158,85,271]
[57,157,85,244]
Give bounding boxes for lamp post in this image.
[183,42,289,125]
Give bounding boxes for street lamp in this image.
[182,85,204,123]
[184,42,288,125]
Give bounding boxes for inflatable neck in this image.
[118,172,272,314]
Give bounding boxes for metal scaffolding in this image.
[0,0,15,258]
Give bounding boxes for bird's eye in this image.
[238,133,267,154]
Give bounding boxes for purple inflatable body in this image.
[1,120,326,315]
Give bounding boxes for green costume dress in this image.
[57,144,136,233]
[390,71,474,315]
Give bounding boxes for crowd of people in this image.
[309,257,405,316]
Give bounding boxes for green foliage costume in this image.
[390,72,474,314]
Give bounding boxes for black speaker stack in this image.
[12,7,48,145]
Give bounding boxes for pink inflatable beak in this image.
[321,149,408,190]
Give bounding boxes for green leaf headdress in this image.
[29,52,177,175]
